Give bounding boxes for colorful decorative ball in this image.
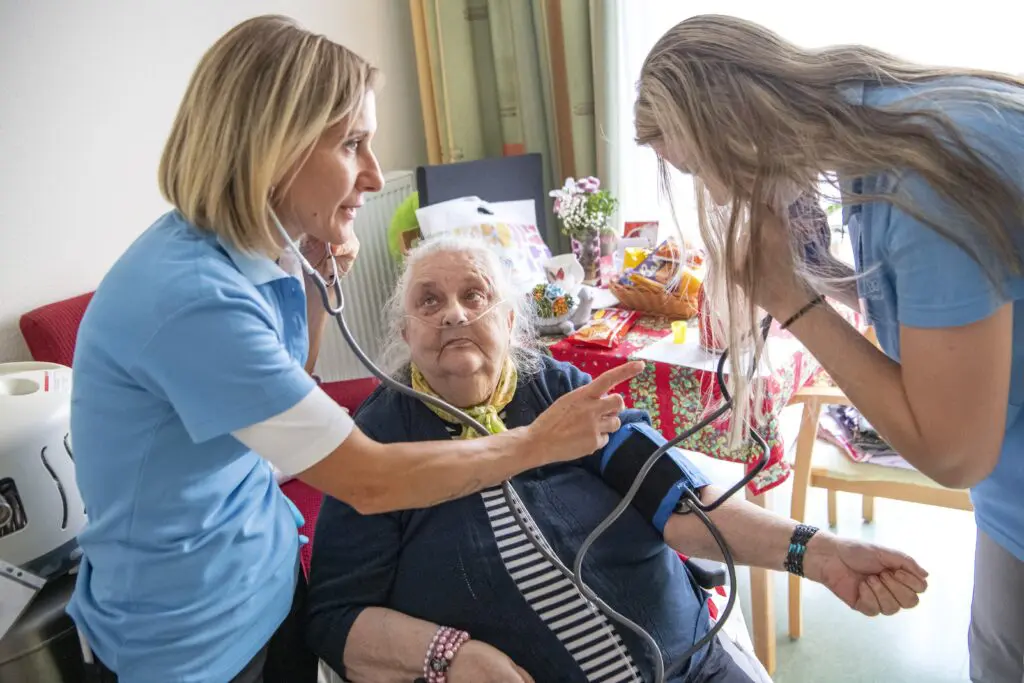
[531,283,575,320]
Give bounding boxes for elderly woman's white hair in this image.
[378,236,542,377]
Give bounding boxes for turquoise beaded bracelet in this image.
[784,524,819,577]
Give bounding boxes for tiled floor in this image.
[698,405,978,682]
[759,480,974,682]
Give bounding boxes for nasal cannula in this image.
[273,212,772,683]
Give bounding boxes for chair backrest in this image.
[416,153,550,242]
[19,292,94,366]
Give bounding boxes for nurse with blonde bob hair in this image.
[68,15,639,682]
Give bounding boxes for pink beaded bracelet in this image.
[421,626,471,683]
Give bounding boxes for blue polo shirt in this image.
[842,77,1024,561]
[68,211,316,681]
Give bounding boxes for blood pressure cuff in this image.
[599,422,711,533]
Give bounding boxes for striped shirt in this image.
[442,416,641,682]
[478,485,641,682]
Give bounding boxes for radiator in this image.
[313,170,415,381]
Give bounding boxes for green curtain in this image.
[410,0,615,253]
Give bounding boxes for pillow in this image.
[446,221,552,294]
[416,197,552,293]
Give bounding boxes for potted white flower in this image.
[549,176,619,286]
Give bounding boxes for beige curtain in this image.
[410,0,616,253]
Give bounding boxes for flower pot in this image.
[571,231,602,286]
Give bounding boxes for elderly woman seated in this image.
[305,237,928,683]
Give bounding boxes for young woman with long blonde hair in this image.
[634,14,1024,682]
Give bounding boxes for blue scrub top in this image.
[68,211,316,682]
[842,77,1024,561]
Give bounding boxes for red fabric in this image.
[280,479,325,576]
[321,377,379,413]
[18,290,379,579]
[291,378,379,576]
[19,291,94,367]
[546,316,817,496]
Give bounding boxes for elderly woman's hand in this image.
[523,361,644,464]
[449,641,535,683]
[300,234,360,280]
[804,533,929,617]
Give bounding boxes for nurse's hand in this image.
[524,361,644,463]
[449,641,535,683]
[742,206,819,322]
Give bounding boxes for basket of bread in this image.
[609,238,704,319]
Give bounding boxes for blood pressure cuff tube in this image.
[599,422,711,533]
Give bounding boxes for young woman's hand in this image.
[804,533,929,616]
[523,361,644,465]
[744,208,818,322]
[449,641,535,683]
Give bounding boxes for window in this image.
[612,1,1024,246]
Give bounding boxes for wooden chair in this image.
[785,382,973,640]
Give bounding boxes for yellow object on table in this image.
[623,247,650,271]
[672,320,688,344]
[678,267,704,298]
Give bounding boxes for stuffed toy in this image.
[533,284,593,336]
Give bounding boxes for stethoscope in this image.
[272,211,772,683]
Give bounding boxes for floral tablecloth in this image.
[543,315,821,495]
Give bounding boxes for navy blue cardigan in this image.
[305,356,715,682]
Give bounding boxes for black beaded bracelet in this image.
[784,524,819,577]
[781,295,825,330]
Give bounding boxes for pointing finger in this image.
[583,361,644,397]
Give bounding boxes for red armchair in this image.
[19,292,379,576]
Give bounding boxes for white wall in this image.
[0,0,427,361]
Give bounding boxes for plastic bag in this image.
[414,196,552,294]
[618,236,703,298]
[567,307,639,349]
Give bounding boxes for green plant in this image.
[549,176,618,240]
